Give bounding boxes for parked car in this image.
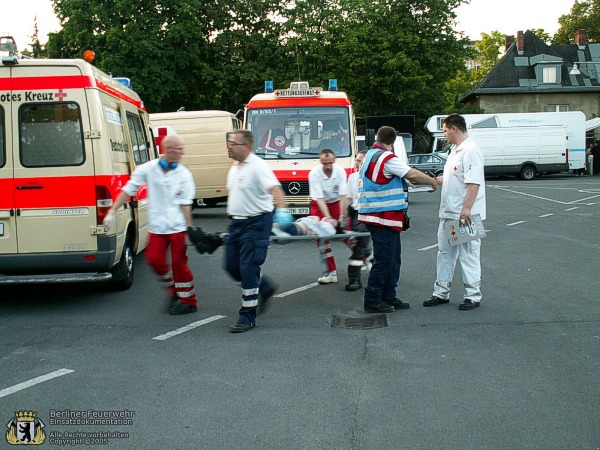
[408,153,447,176]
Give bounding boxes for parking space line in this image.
[418,244,438,251]
[564,207,579,211]
[0,368,74,398]
[507,221,526,227]
[539,213,554,217]
[152,315,226,341]
[275,283,319,298]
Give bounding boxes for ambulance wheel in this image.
[520,165,536,181]
[110,238,134,290]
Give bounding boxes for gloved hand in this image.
[103,210,115,228]
[274,207,293,228]
[188,226,224,254]
[187,226,205,245]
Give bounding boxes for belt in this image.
[227,213,267,220]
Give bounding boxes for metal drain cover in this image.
[331,314,388,329]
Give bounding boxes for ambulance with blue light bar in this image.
[244,79,357,214]
[0,36,156,289]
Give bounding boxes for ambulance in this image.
[150,110,241,207]
[0,39,156,289]
[244,80,357,214]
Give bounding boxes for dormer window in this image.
[530,54,562,85]
[543,67,558,84]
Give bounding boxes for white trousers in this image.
[433,219,482,302]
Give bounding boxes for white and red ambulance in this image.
[244,80,357,214]
[0,42,156,289]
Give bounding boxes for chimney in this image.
[575,29,587,48]
[505,35,515,52]
[517,31,524,55]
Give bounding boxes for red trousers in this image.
[145,232,197,305]
[310,200,340,273]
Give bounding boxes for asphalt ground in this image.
[1,174,599,449]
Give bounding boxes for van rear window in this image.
[20,103,84,167]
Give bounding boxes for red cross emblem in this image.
[154,127,168,154]
[55,88,67,101]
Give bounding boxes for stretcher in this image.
[188,227,371,254]
[267,230,371,244]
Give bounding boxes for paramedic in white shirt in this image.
[423,114,487,311]
[308,148,348,284]
[224,130,292,333]
[104,134,198,315]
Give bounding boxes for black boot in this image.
[345,264,363,291]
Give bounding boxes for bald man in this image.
[104,134,198,315]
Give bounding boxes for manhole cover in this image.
[331,314,388,329]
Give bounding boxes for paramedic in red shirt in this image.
[103,134,198,315]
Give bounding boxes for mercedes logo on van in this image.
[288,182,301,195]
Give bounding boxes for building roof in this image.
[460,30,600,103]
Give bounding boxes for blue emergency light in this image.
[329,79,338,91]
[265,80,274,93]
[114,77,132,89]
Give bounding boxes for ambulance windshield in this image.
[248,107,351,159]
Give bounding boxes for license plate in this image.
[288,207,309,215]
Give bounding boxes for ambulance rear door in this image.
[0,64,17,254]
[9,63,97,254]
[125,107,152,252]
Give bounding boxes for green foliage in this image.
[530,28,552,44]
[475,31,504,73]
[553,0,600,44]
[44,0,470,120]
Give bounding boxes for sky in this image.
[0,0,577,53]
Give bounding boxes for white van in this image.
[150,110,241,207]
[425,112,586,179]
[0,55,157,289]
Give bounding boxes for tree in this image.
[474,31,504,76]
[553,0,600,44]
[441,30,504,115]
[47,0,220,112]
[45,0,471,120]
[22,19,47,59]
[283,0,471,121]
[530,28,552,44]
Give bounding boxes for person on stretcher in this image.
[272,216,340,237]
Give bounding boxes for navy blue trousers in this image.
[364,223,401,305]
[224,212,274,324]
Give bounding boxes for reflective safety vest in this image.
[358,147,408,230]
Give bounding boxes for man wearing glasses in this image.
[224,130,293,333]
[104,134,198,315]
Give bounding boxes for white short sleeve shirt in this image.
[308,163,348,203]
[227,152,281,216]
[439,136,486,220]
[347,171,359,209]
[122,159,195,234]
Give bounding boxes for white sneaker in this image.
[317,271,338,284]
